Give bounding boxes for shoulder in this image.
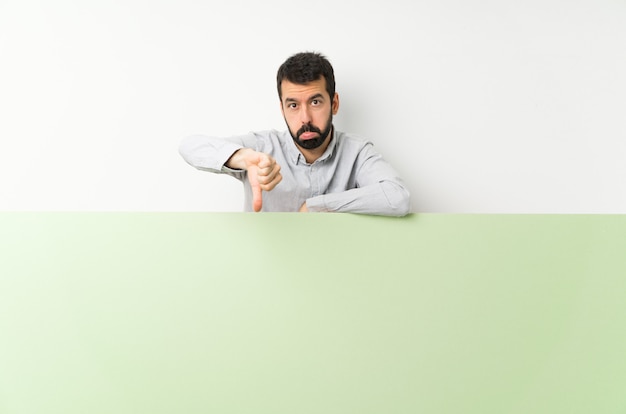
[249,129,283,140]
[254,129,287,142]
[334,130,375,153]
[233,129,284,152]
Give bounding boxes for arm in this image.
[179,134,281,212]
[179,134,246,174]
[305,143,411,217]
[305,182,410,216]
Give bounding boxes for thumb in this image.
[248,165,263,212]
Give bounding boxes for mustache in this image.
[297,123,322,137]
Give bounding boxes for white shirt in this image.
[179,129,411,216]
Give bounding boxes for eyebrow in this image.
[284,93,325,103]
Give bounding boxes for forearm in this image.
[306,181,411,217]
[179,135,243,172]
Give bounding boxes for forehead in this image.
[280,77,329,101]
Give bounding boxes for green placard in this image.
[1,213,625,413]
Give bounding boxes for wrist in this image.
[225,148,254,170]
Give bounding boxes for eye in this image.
[311,99,321,106]
[287,102,297,109]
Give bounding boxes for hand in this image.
[230,149,282,212]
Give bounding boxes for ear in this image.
[332,93,340,115]
[279,99,285,116]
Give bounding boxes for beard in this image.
[287,112,334,150]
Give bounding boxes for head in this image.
[277,52,339,151]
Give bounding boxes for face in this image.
[280,77,339,151]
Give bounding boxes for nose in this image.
[299,106,312,124]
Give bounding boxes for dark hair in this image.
[276,52,336,101]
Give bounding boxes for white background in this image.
[1,0,625,213]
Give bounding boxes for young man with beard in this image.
[179,52,411,216]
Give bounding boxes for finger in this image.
[247,166,263,212]
[257,163,281,185]
[260,171,282,191]
[257,154,274,170]
[252,190,263,212]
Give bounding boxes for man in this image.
[179,52,411,216]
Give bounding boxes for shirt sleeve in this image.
[305,142,411,217]
[178,134,258,179]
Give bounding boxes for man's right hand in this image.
[226,148,282,212]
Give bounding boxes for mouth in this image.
[299,131,319,140]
